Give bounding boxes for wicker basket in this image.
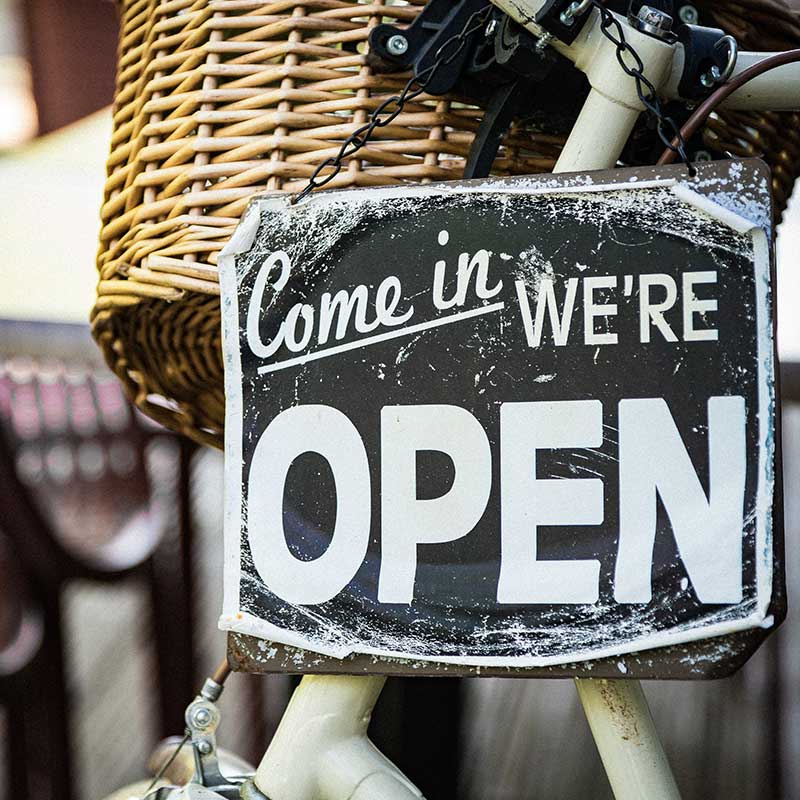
[92,0,800,447]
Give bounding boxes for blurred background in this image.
[0,1,799,799]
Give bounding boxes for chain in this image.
[291,1,694,203]
[291,5,493,203]
[589,1,695,174]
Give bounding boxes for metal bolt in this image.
[485,19,498,37]
[559,1,581,26]
[200,678,222,702]
[693,150,713,162]
[634,5,674,40]
[196,740,213,755]
[386,34,408,57]
[560,0,592,26]
[534,32,554,53]
[678,5,699,25]
[700,64,721,87]
[192,707,212,729]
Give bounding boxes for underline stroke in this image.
[256,302,506,375]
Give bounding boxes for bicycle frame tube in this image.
[576,680,681,800]
[718,54,800,109]
[253,675,423,800]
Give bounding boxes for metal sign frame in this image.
[220,159,783,679]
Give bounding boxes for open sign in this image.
[219,160,782,675]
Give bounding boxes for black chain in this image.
[589,0,695,174]
[291,5,493,203]
[291,1,694,203]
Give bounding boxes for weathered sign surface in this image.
[219,160,783,676]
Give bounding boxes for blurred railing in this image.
[0,321,196,800]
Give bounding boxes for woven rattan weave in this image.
[93,0,800,447]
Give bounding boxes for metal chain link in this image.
[291,1,694,203]
[291,5,493,203]
[589,0,695,174]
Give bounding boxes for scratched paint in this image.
[218,160,782,671]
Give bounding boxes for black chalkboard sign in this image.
[219,159,783,678]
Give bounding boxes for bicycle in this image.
[95,1,800,798]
